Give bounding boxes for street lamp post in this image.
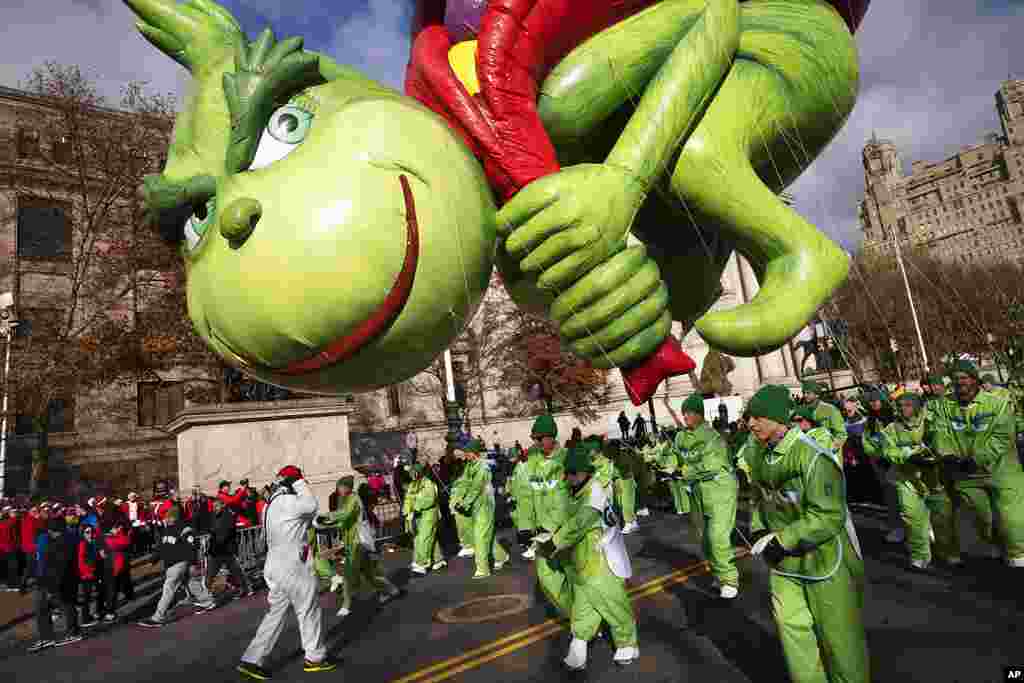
[0,292,18,497]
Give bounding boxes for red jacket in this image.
[255,499,267,524]
[0,517,18,553]
[121,501,149,527]
[156,498,175,521]
[78,539,99,581]
[104,529,131,576]
[217,487,247,511]
[21,514,42,553]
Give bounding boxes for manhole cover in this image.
[435,594,532,624]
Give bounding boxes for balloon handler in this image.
[672,394,740,599]
[535,445,639,671]
[643,436,689,515]
[450,439,509,578]
[402,464,447,575]
[740,386,869,683]
[238,466,336,679]
[314,476,401,618]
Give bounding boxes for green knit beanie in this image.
[564,446,596,474]
[790,405,819,425]
[464,439,485,454]
[408,463,426,477]
[801,380,824,395]
[898,392,923,407]
[747,385,794,424]
[681,394,704,416]
[531,414,558,438]
[337,476,354,489]
[981,373,997,384]
[950,359,980,379]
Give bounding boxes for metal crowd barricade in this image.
[196,525,267,584]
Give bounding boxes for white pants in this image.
[241,560,326,666]
[153,561,212,622]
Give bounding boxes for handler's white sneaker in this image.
[432,560,448,570]
[329,576,344,592]
[336,607,351,618]
[1007,556,1024,568]
[494,559,508,571]
[521,546,536,560]
[564,638,588,670]
[613,646,640,665]
[622,521,639,534]
[410,563,428,576]
[637,508,650,517]
[910,559,930,570]
[720,585,739,599]
[457,547,475,558]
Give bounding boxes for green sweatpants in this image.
[770,536,869,683]
[893,479,955,564]
[569,572,638,648]
[951,466,1024,560]
[515,490,538,532]
[669,480,690,514]
[689,475,739,588]
[413,510,444,568]
[536,554,574,618]
[615,478,637,524]
[472,494,510,576]
[454,508,474,548]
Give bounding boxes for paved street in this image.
[1,507,1021,683]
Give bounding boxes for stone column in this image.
[167,398,355,512]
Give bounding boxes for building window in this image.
[17,198,72,260]
[52,134,73,165]
[17,128,40,157]
[137,381,185,427]
[386,385,402,417]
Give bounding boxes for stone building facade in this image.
[0,84,216,496]
[859,79,1024,263]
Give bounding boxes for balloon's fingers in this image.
[524,225,597,278]
[496,186,559,238]
[504,209,569,260]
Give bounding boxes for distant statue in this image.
[699,350,736,397]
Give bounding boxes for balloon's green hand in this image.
[497,163,645,292]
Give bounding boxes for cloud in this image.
[327,0,414,90]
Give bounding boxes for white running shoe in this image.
[457,547,475,558]
[720,585,739,599]
[910,559,930,570]
[521,546,536,560]
[564,638,588,671]
[432,560,448,570]
[336,607,351,618]
[494,559,508,571]
[613,646,640,665]
[637,508,650,517]
[410,564,428,576]
[1007,556,1024,568]
[621,521,639,535]
[885,528,905,544]
[472,571,490,580]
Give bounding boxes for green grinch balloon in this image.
[126,0,495,394]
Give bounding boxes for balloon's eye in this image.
[184,197,216,251]
[249,104,314,170]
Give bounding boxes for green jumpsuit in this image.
[649,440,689,514]
[511,447,544,533]
[449,459,475,551]
[740,428,869,683]
[403,476,444,569]
[613,446,638,525]
[451,457,510,576]
[926,389,1024,562]
[675,422,739,588]
[552,476,638,649]
[803,426,834,454]
[320,495,396,611]
[864,410,955,565]
[810,400,849,452]
[534,447,574,616]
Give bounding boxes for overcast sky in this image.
[2,1,1021,250]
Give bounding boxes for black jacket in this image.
[208,509,238,557]
[39,531,77,594]
[157,521,198,567]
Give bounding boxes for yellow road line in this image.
[394,549,750,683]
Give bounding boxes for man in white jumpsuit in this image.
[237,466,335,680]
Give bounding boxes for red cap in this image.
[277,465,303,480]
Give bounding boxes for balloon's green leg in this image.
[669,1,858,355]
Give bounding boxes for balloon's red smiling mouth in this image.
[272,174,421,375]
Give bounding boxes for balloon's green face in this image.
[130,2,495,394]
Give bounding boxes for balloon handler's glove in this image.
[750,530,788,566]
[454,504,470,516]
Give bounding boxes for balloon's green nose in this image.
[220,197,262,247]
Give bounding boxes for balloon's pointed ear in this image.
[124,0,244,73]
